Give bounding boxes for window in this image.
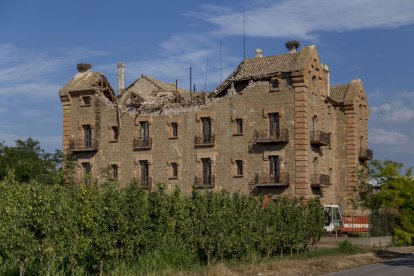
[111,164,118,180]
[235,160,243,176]
[268,113,280,138]
[83,125,92,148]
[201,158,212,184]
[140,121,150,147]
[201,117,212,143]
[111,126,119,142]
[171,162,178,178]
[269,156,280,183]
[270,79,279,91]
[171,122,178,138]
[82,162,91,184]
[140,160,149,184]
[235,118,243,134]
[81,96,91,106]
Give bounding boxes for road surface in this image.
[325,254,414,276]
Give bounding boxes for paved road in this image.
[325,254,414,276]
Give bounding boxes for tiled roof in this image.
[330,84,350,102]
[60,71,103,93]
[234,53,299,80]
[143,75,189,94]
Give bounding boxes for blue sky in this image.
[0,0,414,168]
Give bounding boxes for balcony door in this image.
[201,117,211,143]
[201,158,212,185]
[269,156,280,183]
[140,121,149,144]
[140,160,149,184]
[83,125,92,148]
[268,113,280,138]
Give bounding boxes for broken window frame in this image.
[80,96,92,106]
[171,122,178,138]
[235,160,243,177]
[235,118,244,135]
[111,164,118,180]
[171,162,178,178]
[111,126,119,142]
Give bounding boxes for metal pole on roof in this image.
[190,67,193,99]
[243,9,246,61]
[220,41,222,83]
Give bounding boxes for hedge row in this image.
[0,171,324,274]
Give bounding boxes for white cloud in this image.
[0,82,61,99]
[371,101,414,123]
[195,0,414,39]
[369,128,408,145]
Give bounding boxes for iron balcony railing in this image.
[194,134,215,146]
[193,175,215,188]
[310,174,331,188]
[68,139,98,152]
[254,172,289,187]
[255,129,289,143]
[310,131,331,146]
[359,148,373,160]
[133,137,152,149]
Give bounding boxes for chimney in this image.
[322,64,330,96]
[117,63,125,95]
[77,63,91,72]
[255,48,263,58]
[285,41,300,53]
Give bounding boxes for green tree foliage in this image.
[0,172,325,274]
[0,138,61,184]
[358,160,414,245]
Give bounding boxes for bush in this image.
[0,175,325,274]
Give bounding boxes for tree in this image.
[0,138,62,184]
[357,160,414,245]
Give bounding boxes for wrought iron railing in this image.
[193,175,215,188]
[359,148,373,160]
[133,137,152,149]
[194,134,215,146]
[311,174,331,188]
[310,131,331,146]
[255,129,289,143]
[68,139,98,151]
[254,172,289,187]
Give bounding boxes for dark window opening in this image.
[140,160,149,183]
[171,122,178,138]
[111,164,118,180]
[82,162,91,184]
[83,125,92,148]
[112,126,119,141]
[235,118,243,134]
[201,158,212,184]
[140,121,150,146]
[171,162,178,178]
[201,117,212,144]
[81,96,91,106]
[269,156,280,182]
[268,113,280,137]
[236,160,243,176]
[270,79,279,90]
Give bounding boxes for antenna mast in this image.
[204,60,208,91]
[220,41,222,83]
[243,9,246,60]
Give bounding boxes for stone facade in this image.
[59,44,371,210]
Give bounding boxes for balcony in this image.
[194,134,215,147]
[254,172,289,187]
[68,139,98,152]
[193,175,215,189]
[133,137,152,150]
[254,129,289,144]
[310,131,331,146]
[310,174,331,188]
[359,148,373,160]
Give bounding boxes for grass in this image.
[0,242,368,275]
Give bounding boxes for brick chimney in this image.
[285,41,300,53]
[117,63,125,95]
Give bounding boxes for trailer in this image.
[323,205,369,235]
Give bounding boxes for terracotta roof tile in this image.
[234,53,299,80]
[330,84,350,102]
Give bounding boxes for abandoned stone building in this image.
[59,42,372,209]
